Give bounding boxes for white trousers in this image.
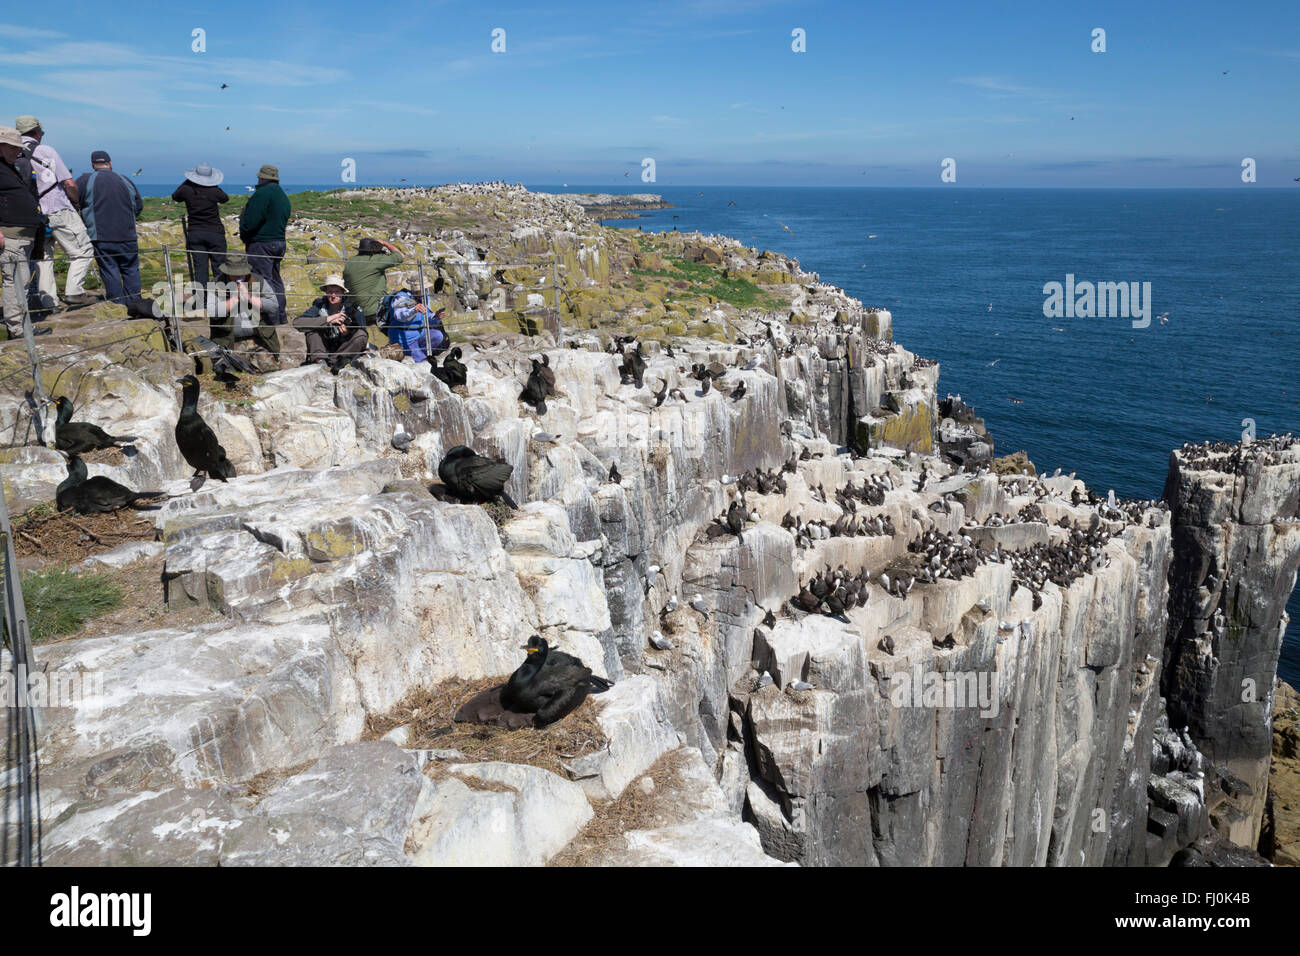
[35,208,95,300]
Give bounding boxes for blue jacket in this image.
[74,168,142,243]
[387,291,447,363]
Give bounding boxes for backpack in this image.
[14,144,38,200]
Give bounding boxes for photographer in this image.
[385,275,447,363]
[294,274,368,372]
[209,251,281,367]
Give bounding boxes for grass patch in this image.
[14,565,123,643]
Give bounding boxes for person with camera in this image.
[209,251,281,365]
[384,274,448,363]
[294,274,368,372]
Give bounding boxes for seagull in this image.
[721,474,737,485]
[531,431,560,443]
[244,185,254,192]
[391,427,413,453]
[690,594,709,616]
[647,564,661,576]
[664,595,679,613]
[220,83,229,89]
[755,671,774,689]
[132,168,143,177]
[987,359,999,366]
[649,630,675,650]
[789,680,814,691]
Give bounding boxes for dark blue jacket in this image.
[75,168,143,243]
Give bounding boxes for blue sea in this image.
[140,183,1300,687]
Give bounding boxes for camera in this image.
[320,307,343,346]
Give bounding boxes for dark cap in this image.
[90,150,111,165]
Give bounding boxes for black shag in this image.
[620,343,646,388]
[608,462,622,484]
[175,375,236,491]
[501,635,612,727]
[431,347,467,388]
[725,499,746,542]
[53,396,137,454]
[56,454,161,514]
[437,445,519,508]
[519,359,548,414]
[537,354,556,396]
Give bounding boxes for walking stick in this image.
[180,213,196,316]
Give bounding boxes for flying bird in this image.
[220,83,229,89]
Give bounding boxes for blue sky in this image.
[1,0,1297,186]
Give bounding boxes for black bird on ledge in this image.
[430,346,467,389]
[53,396,137,454]
[502,635,613,727]
[438,445,519,508]
[56,455,162,514]
[175,375,236,491]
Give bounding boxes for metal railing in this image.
[1,489,42,867]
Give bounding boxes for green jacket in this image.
[343,250,405,318]
[239,181,291,244]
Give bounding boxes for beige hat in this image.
[321,274,349,293]
[14,116,40,135]
[0,126,23,149]
[257,163,279,181]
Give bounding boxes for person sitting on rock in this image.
[384,276,447,363]
[209,251,281,366]
[294,274,368,372]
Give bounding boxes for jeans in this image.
[35,209,94,301]
[93,239,141,304]
[187,230,226,290]
[246,240,286,325]
[1,236,34,335]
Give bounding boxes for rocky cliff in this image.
[2,184,1296,866]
